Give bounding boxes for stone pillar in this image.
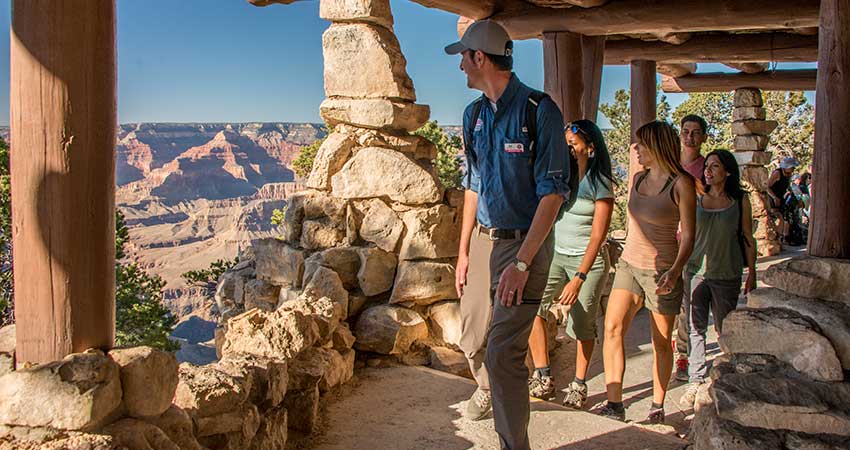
[731,88,780,256]
[10,0,117,365]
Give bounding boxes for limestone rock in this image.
[319,0,393,29]
[428,301,462,347]
[283,386,319,433]
[731,119,778,136]
[355,198,404,252]
[108,346,178,418]
[758,239,782,257]
[719,308,843,381]
[354,304,428,354]
[303,267,350,319]
[174,362,251,418]
[303,247,361,290]
[221,308,320,361]
[217,355,288,410]
[349,128,437,160]
[332,147,441,205]
[0,350,122,430]
[357,247,398,296]
[740,166,770,191]
[320,98,430,132]
[734,135,769,151]
[147,405,202,450]
[323,23,414,100]
[733,107,766,121]
[748,287,850,370]
[734,88,764,107]
[195,404,260,439]
[289,347,353,393]
[332,323,357,351]
[0,324,15,377]
[301,219,345,250]
[216,272,248,318]
[279,296,342,341]
[253,238,305,288]
[197,404,261,450]
[344,203,360,245]
[248,406,287,450]
[399,205,460,260]
[103,419,179,450]
[763,256,850,306]
[347,291,369,319]
[429,346,471,378]
[733,150,771,166]
[306,132,357,190]
[692,402,783,450]
[389,260,457,306]
[243,279,281,312]
[446,188,464,210]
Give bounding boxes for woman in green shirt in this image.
[527,120,615,407]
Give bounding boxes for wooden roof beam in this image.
[492,0,819,40]
[661,69,817,93]
[604,33,818,65]
[657,63,697,78]
[724,63,770,73]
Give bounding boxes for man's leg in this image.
[459,230,494,413]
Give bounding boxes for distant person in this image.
[678,149,756,409]
[596,121,696,423]
[674,114,708,381]
[767,156,799,244]
[446,19,570,450]
[526,120,614,408]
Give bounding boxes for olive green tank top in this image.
[687,197,743,280]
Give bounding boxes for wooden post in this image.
[11,1,117,364]
[629,60,657,191]
[809,0,850,258]
[543,32,604,124]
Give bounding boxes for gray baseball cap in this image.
[444,20,513,56]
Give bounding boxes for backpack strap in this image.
[525,90,548,165]
[464,98,485,188]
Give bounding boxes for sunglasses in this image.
[565,123,590,140]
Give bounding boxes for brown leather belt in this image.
[478,225,528,241]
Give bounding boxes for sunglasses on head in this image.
[565,123,589,139]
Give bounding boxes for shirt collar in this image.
[480,73,521,111]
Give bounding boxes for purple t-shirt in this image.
[683,155,705,182]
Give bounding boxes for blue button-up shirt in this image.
[462,74,570,230]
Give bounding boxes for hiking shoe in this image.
[561,381,588,409]
[675,357,689,382]
[528,373,556,400]
[679,382,702,409]
[646,406,666,424]
[464,388,492,421]
[592,401,626,422]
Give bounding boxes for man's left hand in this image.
[497,264,530,307]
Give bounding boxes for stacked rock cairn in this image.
[731,87,781,257]
[691,256,850,449]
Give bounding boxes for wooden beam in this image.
[493,0,820,40]
[604,33,819,65]
[656,63,697,78]
[527,0,608,7]
[724,63,770,73]
[409,0,496,19]
[661,69,817,93]
[11,0,117,365]
[810,0,850,258]
[629,60,656,196]
[582,35,605,121]
[543,32,604,123]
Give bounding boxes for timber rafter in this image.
[661,69,817,93]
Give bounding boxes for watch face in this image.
[516,261,528,272]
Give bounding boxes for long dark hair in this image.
[568,119,615,190]
[703,149,747,201]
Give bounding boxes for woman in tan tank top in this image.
[593,121,696,424]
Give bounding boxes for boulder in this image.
[0,350,122,430]
[243,279,281,312]
[322,23,415,101]
[221,308,320,361]
[332,324,357,351]
[692,402,784,450]
[303,267,350,319]
[103,419,179,450]
[174,362,251,418]
[196,405,260,450]
[216,272,247,319]
[758,239,782,257]
[306,132,357,190]
[354,305,428,354]
[283,386,320,433]
[194,404,260,439]
[429,346,471,378]
[398,205,460,260]
[0,324,15,377]
[763,256,850,306]
[355,198,404,252]
[320,98,430,132]
[740,166,770,191]
[252,238,305,288]
[281,191,345,243]
[734,135,769,151]
[279,296,342,341]
[749,288,850,370]
[732,106,766,121]
[217,355,288,410]
[719,308,843,382]
[731,120,778,136]
[732,150,772,166]
[344,203,360,245]
[288,347,354,393]
[357,247,398,296]
[389,260,457,306]
[248,406,287,450]
[349,128,437,160]
[319,0,393,29]
[347,290,369,319]
[734,88,764,107]
[108,346,178,418]
[301,219,345,250]
[147,405,202,450]
[428,301,462,347]
[332,147,442,205]
[303,247,361,290]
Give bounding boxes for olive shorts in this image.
[538,252,606,341]
[611,260,683,315]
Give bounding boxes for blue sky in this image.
[0,0,815,127]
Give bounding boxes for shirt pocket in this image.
[501,132,532,161]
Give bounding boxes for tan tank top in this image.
[621,171,681,270]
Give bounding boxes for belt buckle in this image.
[488,227,498,241]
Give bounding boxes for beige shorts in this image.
[611,260,683,315]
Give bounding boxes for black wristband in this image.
[575,271,587,281]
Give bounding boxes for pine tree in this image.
[415,120,463,189]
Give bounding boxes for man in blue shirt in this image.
[446,20,570,450]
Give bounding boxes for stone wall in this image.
[691,256,850,449]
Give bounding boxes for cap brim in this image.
[444,41,467,55]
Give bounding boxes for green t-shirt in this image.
[553,175,614,256]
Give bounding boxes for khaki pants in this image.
[458,226,553,450]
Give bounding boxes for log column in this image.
[543,32,604,124]
[11,1,117,364]
[629,60,657,191]
[809,0,850,258]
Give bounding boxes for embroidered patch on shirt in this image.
[504,143,524,153]
[474,118,484,132]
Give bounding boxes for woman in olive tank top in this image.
[679,150,757,409]
[595,121,696,424]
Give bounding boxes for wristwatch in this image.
[513,258,529,272]
[575,271,587,281]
